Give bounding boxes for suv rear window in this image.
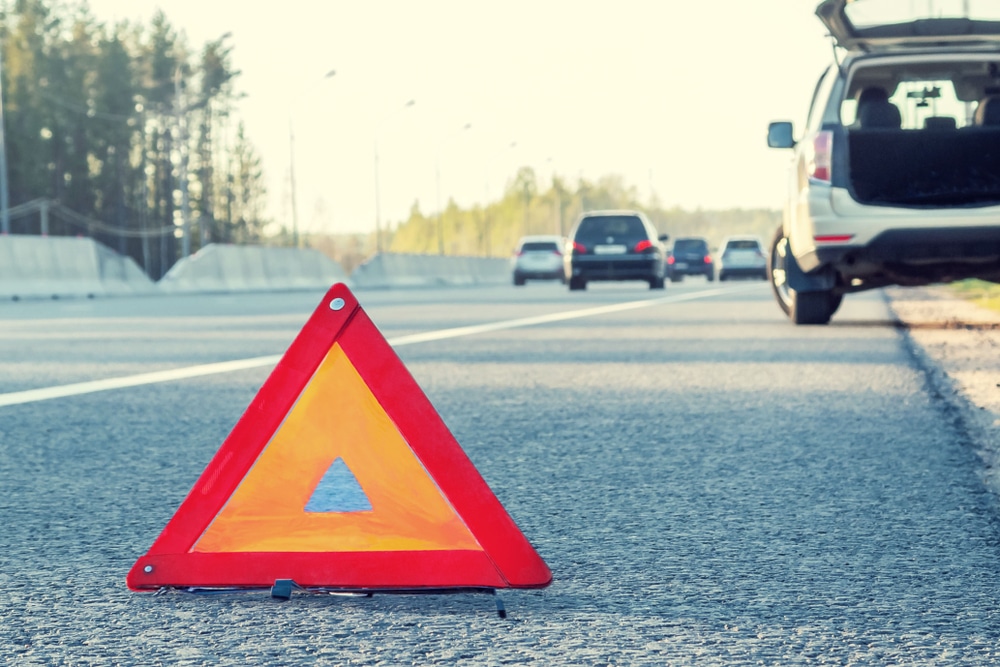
[725,240,761,250]
[845,1,1000,27]
[574,216,646,243]
[673,239,708,252]
[520,242,558,252]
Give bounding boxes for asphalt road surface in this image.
[2,280,999,665]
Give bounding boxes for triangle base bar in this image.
[130,550,506,590]
[174,582,509,619]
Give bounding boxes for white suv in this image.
[767,0,1000,324]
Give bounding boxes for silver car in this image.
[718,236,767,281]
[511,235,566,285]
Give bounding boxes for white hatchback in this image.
[511,235,566,285]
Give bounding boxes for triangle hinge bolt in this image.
[270,579,300,601]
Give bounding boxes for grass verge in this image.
[949,279,1000,314]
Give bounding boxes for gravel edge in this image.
[884,286,1000,495]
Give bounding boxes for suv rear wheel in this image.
[569,276,587,291]
[768,225,842,325]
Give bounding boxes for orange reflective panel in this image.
[193,343,482,554]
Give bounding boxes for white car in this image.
[766,0,1000,324]
[718,236,767,281]
[511,235,566,285]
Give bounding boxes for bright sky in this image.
[83,0,833,236]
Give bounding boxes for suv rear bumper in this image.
[793,186,1000,278]
[808,227,1000,283]
[514,269,563,280]
[668,262,713,277]
[569,255,662,281]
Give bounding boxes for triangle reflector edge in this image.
[134,285,361,560]
[336,306,551,589]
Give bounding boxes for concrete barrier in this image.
[0,235,156,299]
[158,243,349,293]
[350,253,511,289]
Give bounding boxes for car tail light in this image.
[571,241,587,255]
[807,130,833,183]
[667,255,676,265]
[634,240,655,253]
[552,249,562,256]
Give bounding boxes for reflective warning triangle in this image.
[127,283,551,591]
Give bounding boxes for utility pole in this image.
[435,122,472,255]
[288,69,335,249]
[289,118,300,248]
[175,67,191,258]
[374,140,382,253]
[373,99,415,255]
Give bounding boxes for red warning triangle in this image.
[127,283,551,591]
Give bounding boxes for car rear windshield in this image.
[521,242,559,252]
[673,239,708,252]
[725,240,761,250]
[574,216,646,243]
[845,0,1000,27]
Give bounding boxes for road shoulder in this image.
[885,286,1000,494]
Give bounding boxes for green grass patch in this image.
[950,279,1000,314]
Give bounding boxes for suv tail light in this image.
[634,240,655,253]
[571,241,587,255]
[807,131,833,183]
[704,256,712,264]
[667,255,676,265]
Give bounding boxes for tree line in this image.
[385,167,781,258]
[1,0,266,278]
[2,0,780,278]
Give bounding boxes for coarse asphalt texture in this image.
[1,281,1000,665]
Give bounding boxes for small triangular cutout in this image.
[305,458,372,513]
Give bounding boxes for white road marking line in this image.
[0,284,761,407]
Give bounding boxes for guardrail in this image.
[1,237,515,300]
[350,253,510,289]
[158,244,349,293]
[0,235,155,299]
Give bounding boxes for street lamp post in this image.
[435,122,472,255]
[0,39,9,235]
[483,141,517,257]
[373,99,415,254]
[174,67,191,259]
[289,68,336,249]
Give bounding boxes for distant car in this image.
[564,210,668,290]
[718,236,767,281]
[511,235,565,285]
[667,237,714,282]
